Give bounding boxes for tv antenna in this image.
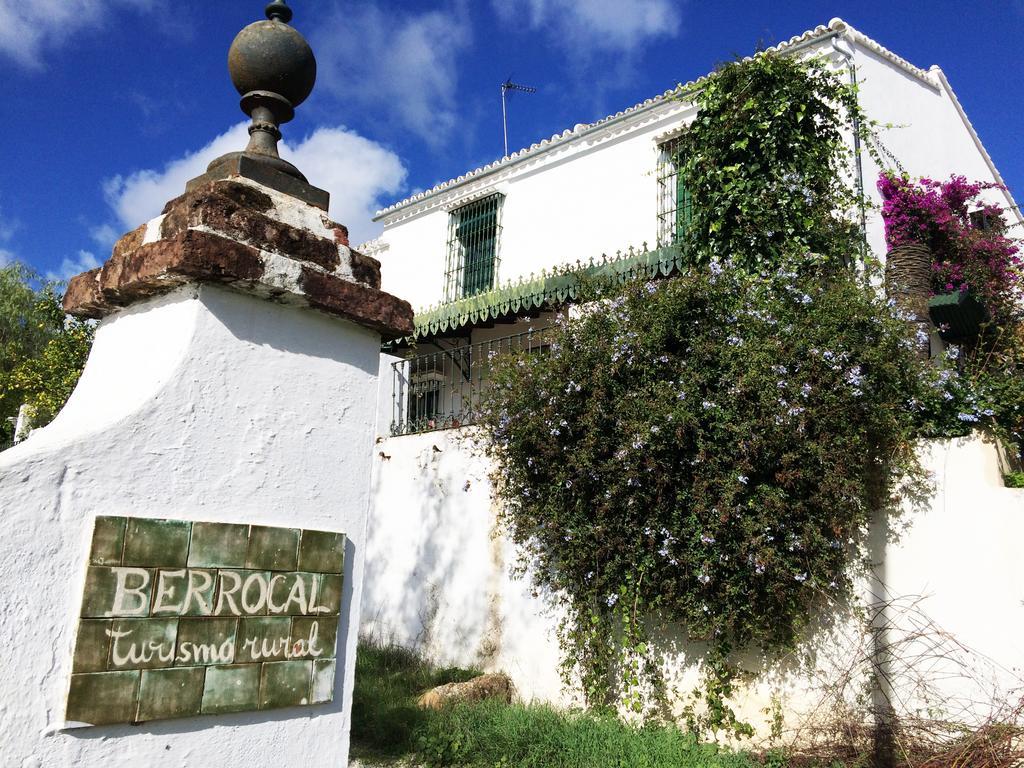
[501,78,537,158]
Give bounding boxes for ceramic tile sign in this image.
[66,516,346,726]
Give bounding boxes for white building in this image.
[364,17,1017,435]
[361,19,1024,733]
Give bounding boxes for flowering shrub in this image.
[479,264,928,734]
[915,325,1024,463]
[475,54,1023,740]
[878,172,1022,320]
[879,173,1024,460]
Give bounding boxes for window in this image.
[446,193,504,300]
[969,209,995,232]
[657,136,692,247]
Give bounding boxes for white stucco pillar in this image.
[0,176,412,768]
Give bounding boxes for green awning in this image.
[406,245,685,342]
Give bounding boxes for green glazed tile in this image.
[311,659,336,704]
[201,664,260,714]
[80,566,154,618]
[89,516,127,565]
[72,619,113,673]
[175,618,237,666]
[313,573,344,616]
[212,569,272,616]
[290,617,339,660]
[246,525,299,571]
[188,522,250,568]
[122,518,191,567]
[237,616,291,663]
[297,529,346,573]
[150,568,218,617]
[268,572,318,616]
[136,667,205,722]
[66,671,139,725]
[106,618,178,670]
[259,660,312,710]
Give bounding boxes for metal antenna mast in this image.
[501,78,537,157]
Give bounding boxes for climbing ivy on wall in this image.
[478,55,933,734]
[674,54,871,272]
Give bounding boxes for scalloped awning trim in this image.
[404,244,684,343]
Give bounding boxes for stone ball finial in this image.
[228,1,316,124]
[205,1,319,186]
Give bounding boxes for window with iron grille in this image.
[656,136,693,247]
[446,193,504,300]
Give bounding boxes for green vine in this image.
[675,54,874,272]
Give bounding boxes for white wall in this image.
[363,428,568,705]
[363,430,1024,735]
[376,33,1011,314]
[0,285,381,768]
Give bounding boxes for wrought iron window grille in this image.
[445,193,505,301]
[390,327,552,436]
[656,136,693,248]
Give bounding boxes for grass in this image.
[350,642,482,761]
[350,641,771,768]
[416,700,768,768]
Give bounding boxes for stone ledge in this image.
[160,182,344,274]
[64,180,413,339]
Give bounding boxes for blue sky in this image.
[4,0,1023,282]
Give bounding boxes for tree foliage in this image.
[0,264,94,439]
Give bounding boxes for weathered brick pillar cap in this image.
[64,178,413,340]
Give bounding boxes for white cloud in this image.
[0,0,159,68]
[284,128,408,243]
[0,209,15,266]
[102,123,408,246]
[89,223,120,250]
[311,2,472,147]
[494,0,681,54]
[46,250,100,283]
[103,123,251,230]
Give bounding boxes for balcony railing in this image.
[390,328,553,436]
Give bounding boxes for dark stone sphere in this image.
[228,20,316,109]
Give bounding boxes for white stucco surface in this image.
[363,428,567,705]
[0,284,382,768]
[364,428,1024,735]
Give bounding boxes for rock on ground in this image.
[416,673,515,711]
